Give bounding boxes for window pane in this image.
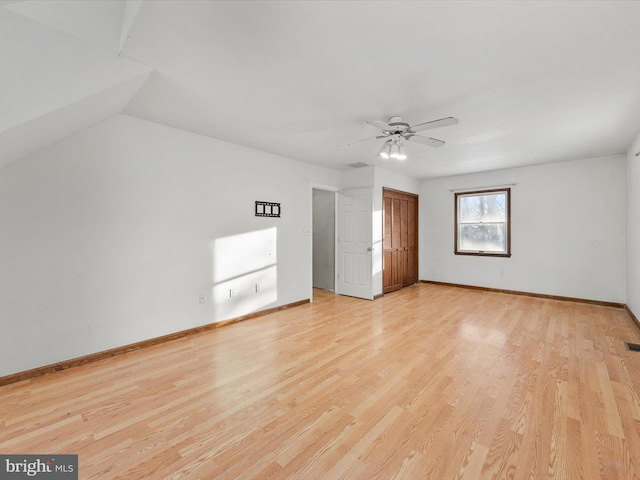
[459,193,506,223]
[459,223,506,252]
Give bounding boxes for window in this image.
[455,188,511,257]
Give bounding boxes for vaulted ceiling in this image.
[2,0,640,179]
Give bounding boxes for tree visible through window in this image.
[455,188,511,257]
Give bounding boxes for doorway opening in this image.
[312,188,336,297]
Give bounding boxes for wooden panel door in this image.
[399,197,410,287]
[404,197,418,286]
[383,188,418,294]
[383,196,401,293]
[393,197,404,290]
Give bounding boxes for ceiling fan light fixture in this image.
[378,139,393,159]
[390,140,406,160]
[389,141,399,159]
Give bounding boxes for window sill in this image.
[454,252,511,258]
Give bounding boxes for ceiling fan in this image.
[346,116,458,160]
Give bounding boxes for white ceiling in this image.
[4,1,640,179]
[5,0,127,51]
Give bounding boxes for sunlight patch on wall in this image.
[212,227,278,321]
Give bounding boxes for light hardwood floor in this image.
[1,284,640,479]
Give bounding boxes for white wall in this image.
[375,168,421,196]
[420,155,626,303]
[341,165,375,189]
[627,132,640,318]
[0,114,340,377]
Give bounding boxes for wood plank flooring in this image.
[1,283,640,479]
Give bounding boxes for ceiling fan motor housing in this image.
[387,116,410,134]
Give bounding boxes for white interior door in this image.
[338,188,373,300]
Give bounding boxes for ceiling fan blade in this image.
[409,117,458,133]
[338,136,382,147]
[406,134,445,148]
[367,120,395,131]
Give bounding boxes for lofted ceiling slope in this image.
[2,1,640,179]
[0,0,150,170]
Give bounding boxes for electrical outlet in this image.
[255,283,260,293]
[229,288,235,298]
[198,293,205,304]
